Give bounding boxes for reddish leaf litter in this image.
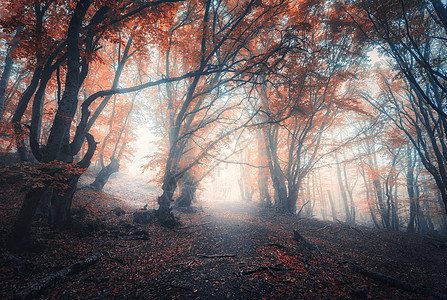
[1,182,447,299]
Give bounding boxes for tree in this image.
[257,2,365,214]
[342,0,447,214]
[149,0,302,224]
[4,0,185,251]
[86,37,140,192]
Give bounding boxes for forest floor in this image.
[1,178,447,299]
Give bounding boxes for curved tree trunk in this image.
[49,134,96,228]
[257,130,272,207]
[7,1,93,250]
[176,174,198,207]
[11,65,43,162]
[360,168,381,229]
[264,126,288,212]
[49,173,82,228]
[327,189,337,222]
[406,148,417,232]
[89,158,120,192]
[157,170,177,225]
[287,185,298,214]
[6,187,46,251]
[336,153,352,224]
[0,27,22,121]
[41,0,92,229]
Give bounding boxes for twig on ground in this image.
[314,225,330,232]
[336,219,363,234]
[329,228,342,234]
[266,266,277,277]
[197,253,236,258]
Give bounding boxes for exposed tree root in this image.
[335,219,364,234]
[12,251,101,300]
[197,253,236,258]
[292,230,447,299]
[330,256,447,299]
[293,229,321,254]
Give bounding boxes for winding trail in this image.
[3,183,446,299]
[149,199,447,299]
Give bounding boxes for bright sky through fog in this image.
[124,48,385,195]
[125,124,159,176]
[367,47,383,65]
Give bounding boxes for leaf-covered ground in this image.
[1,179,447,299]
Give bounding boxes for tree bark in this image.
[43,0,91,162]
[39,0,92,229]
[336,153,352,224]
[14,251,101,299]
[238,150,253,202]
[10,65,43,162]
[0,27,22,121]
[49,174,82,229]
[327,189,337,222]
[257,130,272,207]
[265,126,288,212]
[157,170,177,225]
[176,174,198,207]
[360,168,380,229]
[6,187,46,252]
[89,158,120,192]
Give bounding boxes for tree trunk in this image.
[265,126,288,212]
[48,134,96,229]
[336,153,352,223]
[6,187,46,251]
[41,0,91,229]
[316,171,327,220]
[49,174,81,229]
[360,168,381,229]
[406,150,417,232]
[369,150,390,229]
[238,150,253,202]
[287,182,299,214]
[14,251,100,299]
[344,164,356,224]
[36,188,53,216]
[176,174,198,207]
[89,158,120,192]
[384,179,393,230]
[257,130,271,207]
[157,170,177,225]
[391,182,400,231]
[10,65,43,162]
[327,189,337,222]
[8,1,96,249]
[0,27,21,121]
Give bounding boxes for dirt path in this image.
[155,200,447,299]
[1,186,447,299]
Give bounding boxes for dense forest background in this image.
[0,0,447,251]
